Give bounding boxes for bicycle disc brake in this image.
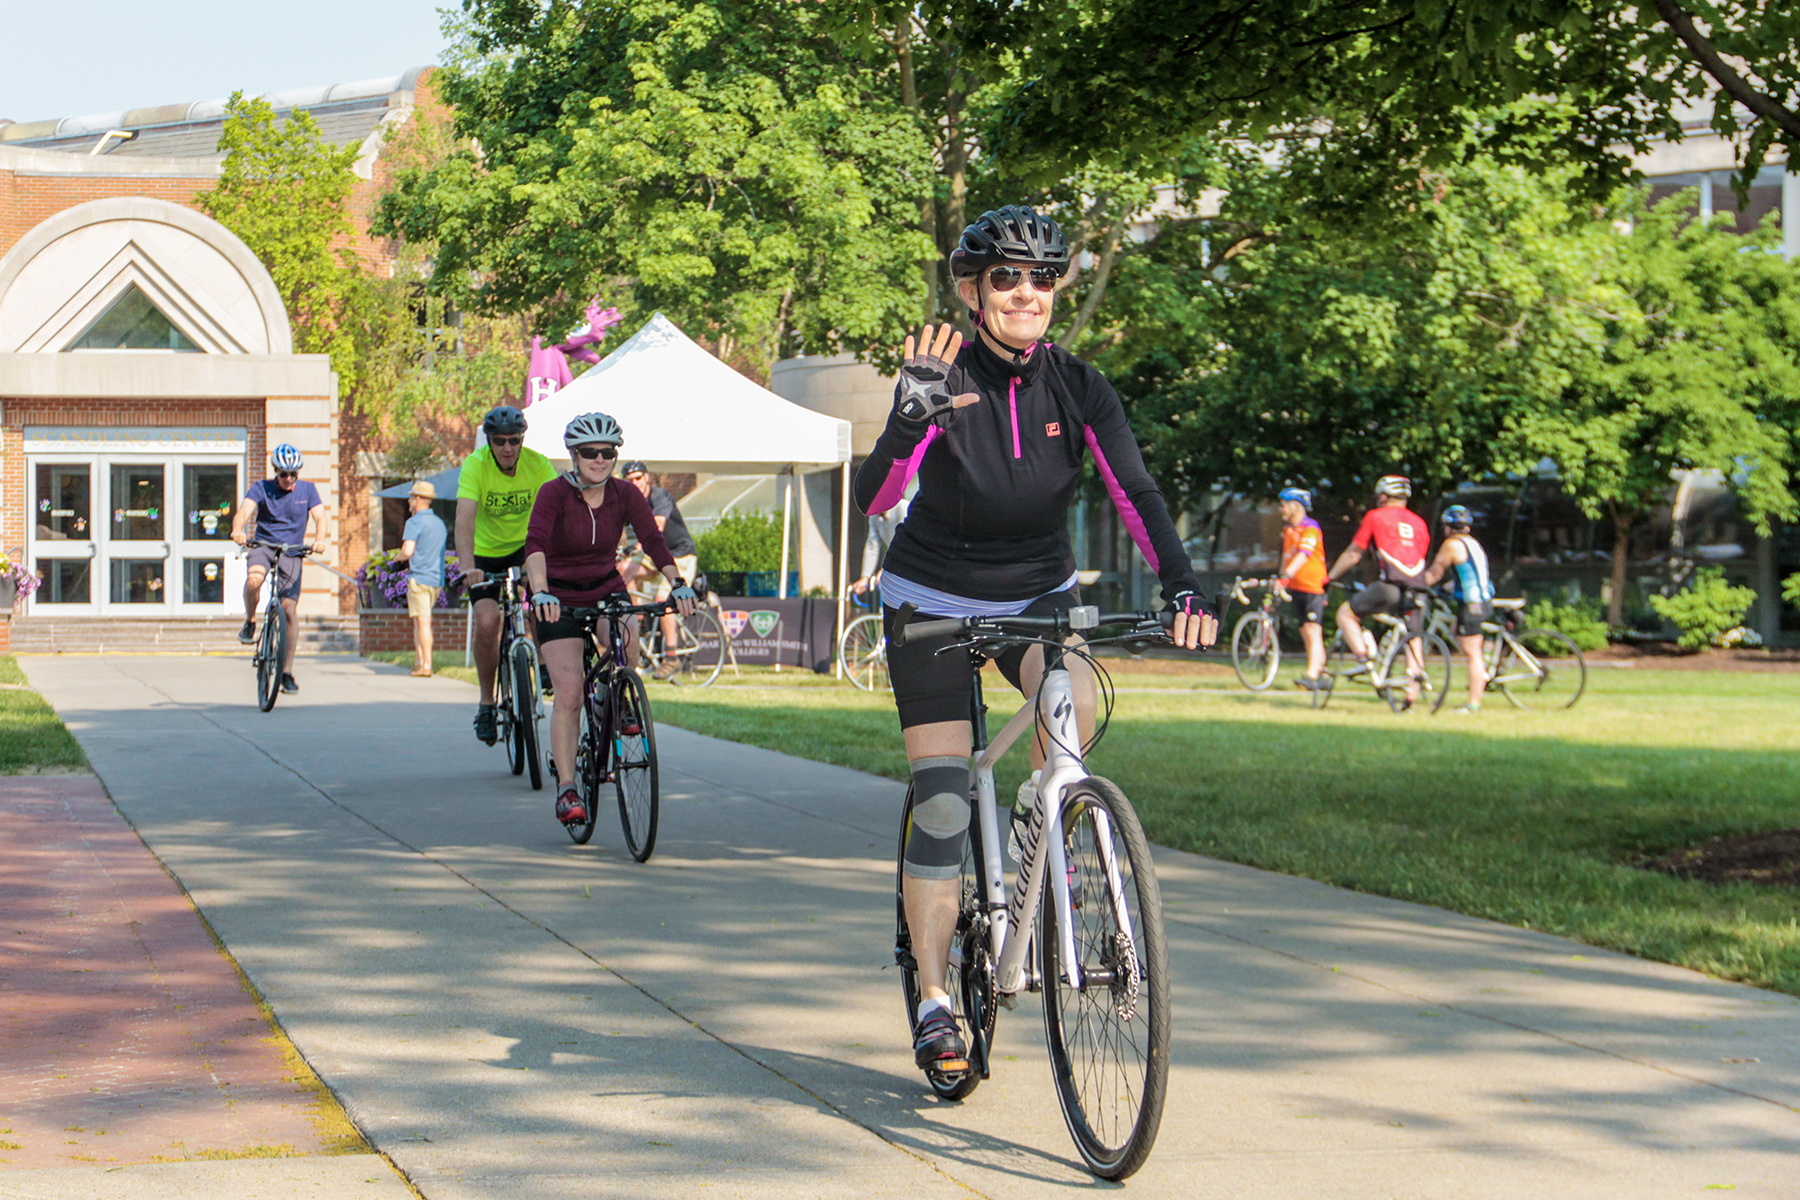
[1110,931,1141,1021]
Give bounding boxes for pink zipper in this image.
[1009,377,1022,459]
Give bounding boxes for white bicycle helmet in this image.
[270,443,304,472]
[563,411,623,448]
[1375,474,1412,499]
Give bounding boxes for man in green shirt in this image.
[456,405,560,745]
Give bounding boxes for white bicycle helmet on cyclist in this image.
[1374,474,1411,499]
[563,411,623,449]
[270,444,304,472]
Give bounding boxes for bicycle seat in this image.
[1492,598,1527,612]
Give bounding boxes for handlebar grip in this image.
[892,616,968,648]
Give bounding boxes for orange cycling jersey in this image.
[1281,518,1327,594]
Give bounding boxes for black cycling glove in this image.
[894,350,961,428]
[1164,589,1217,623]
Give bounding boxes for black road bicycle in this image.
[560,599,669,860]
[493,568,545,789]
[247,541,314,712]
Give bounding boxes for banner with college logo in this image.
[714,597,838,671]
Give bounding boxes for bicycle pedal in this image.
[930,1057,970,1075]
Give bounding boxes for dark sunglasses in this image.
[488,435,523,447]
[574,445,618,461]
[275,470,300,480]
[986,264,1060,294]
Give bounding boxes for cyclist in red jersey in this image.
[1325,474,1430,705]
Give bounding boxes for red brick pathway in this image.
[0,774,335,1169]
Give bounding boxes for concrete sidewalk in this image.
[16,652,1800,1198]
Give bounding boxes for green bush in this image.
[1519,597,1611,652]
[1783,572,1800,609]
[1649,568,1757,652]
[695,509,785,572]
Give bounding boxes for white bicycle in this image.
[891,605,1172,1180]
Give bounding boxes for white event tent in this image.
[520,313,856,669]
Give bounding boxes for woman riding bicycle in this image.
[853,204,1219,1080]
[525,412,698,828]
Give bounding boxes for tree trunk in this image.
[1607,506,1633,628]
[1064,210,1130,354]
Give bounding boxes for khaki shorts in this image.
[650,554,700,599]
[407,579,441,618]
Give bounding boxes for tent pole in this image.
[835,461,850,680]
[778,467,794,600]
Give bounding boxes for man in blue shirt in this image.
[394,480,448,677]
[230,444,325,694]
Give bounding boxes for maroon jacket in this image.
[523,475,675,605]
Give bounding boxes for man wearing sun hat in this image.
[394,479,448,677]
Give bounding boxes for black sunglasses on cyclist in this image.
[488,435,523,447]
[275,470,299,480]
[985,264,1060,294]
[574,445,618,461]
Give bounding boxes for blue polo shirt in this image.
[403,509,447,588]
[246,478,322,546]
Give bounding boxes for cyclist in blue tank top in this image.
[1422,504,1494,713]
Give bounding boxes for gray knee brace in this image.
[903,756,972,881]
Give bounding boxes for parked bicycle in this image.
[245,540,313,712]
[559,599,669,860]
[1316,585,1451,713]
[492,567,545,789]
[890,605,1172,1180]
[1225,576,1287,690]
[626,576,733,687]
[1424,594,1588,709]
[838,592,888,692]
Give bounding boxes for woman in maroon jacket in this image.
[525,411,698,826]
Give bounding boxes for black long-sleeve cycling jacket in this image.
[854,335,1199,604]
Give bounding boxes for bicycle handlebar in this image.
[889,604,1173,650]
[245,541,316,556]
[560,598,676,620]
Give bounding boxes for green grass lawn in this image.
[0,655,88,773]
[641,661,1800,996]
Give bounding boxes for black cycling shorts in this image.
[468,548,526,604]
[247,545,304,601]
[1289,590,1326,626]
[883,588,1080,729]
[1349,581,1424,637]
[1454,600,1490,638]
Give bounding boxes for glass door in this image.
[174,461,241,612]
[104,462,171,613]
[30,460,99,614]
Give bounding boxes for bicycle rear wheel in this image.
[1496,629,1587,709]
[255,605,285,712]
[1230,612,1280,691]
[613,669,660,862]
[895,785,990,1101]
[669,608,725,687]
[1040,776,1169,1180]
[840,613,888,693]
[565,685,602,845]
[513,645,544,790]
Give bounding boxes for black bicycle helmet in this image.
[949,205,1073,280]
[482,405,528,436]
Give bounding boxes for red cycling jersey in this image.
[1350,506,1429,586]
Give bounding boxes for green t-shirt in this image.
[456,445,560,557]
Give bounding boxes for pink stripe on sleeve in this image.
[867,425,940,514]
[1084,426,1160,574]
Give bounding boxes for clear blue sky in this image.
[0,0,451,125]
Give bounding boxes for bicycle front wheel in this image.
[1040,777,1169,1180]
[613,670,660,861]
[513,645,544,790]
[1230,612,1280,691]
[1422,631,1453,714]
[669,608,725,687]
[256,606,286,712]
[895,785,990,1101]
[840,613,888,693]
[1496,629,1587,709]
[500,639,524,776]
[566,688,601,845]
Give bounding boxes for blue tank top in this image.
[1449,535,1494,604]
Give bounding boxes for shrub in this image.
[1783,572,1800,609]
[1519,597,1610,652]
[695,509,785,572]
[1649,568,1756,652]
[355,549,465,609]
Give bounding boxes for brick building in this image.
[0,70,431,648]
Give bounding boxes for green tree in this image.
[378,0,938,375]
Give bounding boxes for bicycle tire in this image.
[565,685,602,845]
[1496,629,1587,709]
[500,636,524,777]
[256,605,285,712]
[1230,612,1280,690]
[669,608,725,687]
[840,613,889,693]
[894,784,989,1101]
[613,669,660,862]
[513,646,544,790]
[1039,776,1169,1180]
[1423,631,1453,714]
[1317,636,1356,709]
